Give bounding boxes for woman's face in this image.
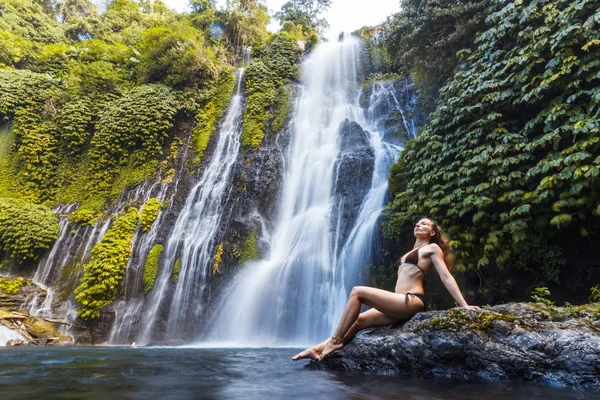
[414,218,435,239]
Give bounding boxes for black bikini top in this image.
[398,246,427,276]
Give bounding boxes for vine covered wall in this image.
[387,0,600,303]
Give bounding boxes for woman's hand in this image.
[462,305,481,311]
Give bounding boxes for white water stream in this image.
[136,69,246,344]
[206,36,405,346]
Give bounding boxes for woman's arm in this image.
[428,244,480,310]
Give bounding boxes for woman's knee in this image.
[350,286,367,299]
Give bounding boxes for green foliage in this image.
[193,68,236,163]
[136,24,218,90]
[0,0,65,44]
[143,244,162,293]
[387,0,600,290]
[271,85,293,133]
[172,258,181,283]
[0,276,28,294]
[531,287,554,306]
[384,0,490,113]
[239,230,258,264]
[0,198,59,262]
[590,285,600,303]
[242,35,302,150]
[69,195,105,226]
[138,198,162,232]
[87,84,178,192]
[0,127,20,199]
[221,0,270,53]
[74,208,138,319]
[274,0,332,37]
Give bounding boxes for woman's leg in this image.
[319,286,423,359]
[292,308,396,361]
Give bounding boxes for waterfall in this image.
[135,69,246,344]
[205,35,410,346]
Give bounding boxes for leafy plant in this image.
[531,287,554,306]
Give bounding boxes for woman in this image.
[292,218,480,361]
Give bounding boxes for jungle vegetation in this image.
[0,0,315,317]
[384,0,600,304]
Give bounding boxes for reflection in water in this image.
[0,347,593,399]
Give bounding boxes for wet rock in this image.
[331,119,374,248]
[309,303,600,389]
[25,317,58,339]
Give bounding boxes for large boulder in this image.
[331,119,375,248]
[309,303,600,389]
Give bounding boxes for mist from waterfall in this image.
[205,36,407,346]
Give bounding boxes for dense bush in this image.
[87,84,178,191]
[0,198,59,262]
[387,0,600,293]
[242,35,302,149]
[384,0,490,113]
[74,208,139,319]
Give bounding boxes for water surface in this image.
[0,347,595,399]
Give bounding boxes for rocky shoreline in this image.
[309,303,600,389]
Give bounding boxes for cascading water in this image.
[136,69,246,344]
[206,35,411,346]
[108,181,169,343]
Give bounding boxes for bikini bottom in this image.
[405,292,426,309]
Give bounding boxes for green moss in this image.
[70,195,106,226]
[25,317,58,339]
[0,198,59,262]
[0,276,28,294]
[172,258,181,283]
[427,308,517,332]
[194,68,236,163]
[241,35,302,150]
[239,231,258,265]
[74,208,139,319]
[143,244,162,293]
[271,85,292,133]
[58,260,81,301]
[110,155,159,199]
[138,198,162,232]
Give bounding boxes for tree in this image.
[384,0,489,114]
[274,0,331,36]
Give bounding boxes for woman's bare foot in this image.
[292,347,320,361]
[292,339,328,361]
[318,336,343,360]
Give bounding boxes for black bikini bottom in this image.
[405,292,426,309]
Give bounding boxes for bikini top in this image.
[398,246,427,276]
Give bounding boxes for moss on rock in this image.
[143,244,162,293]
[138,198,162,232]
[239,231,258,265]
[25,317,58,339]
[74,208,138,319]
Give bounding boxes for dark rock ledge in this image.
[309,303,600,389]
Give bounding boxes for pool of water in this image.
[0,347,594,399]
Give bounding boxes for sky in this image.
[163,0,400,39]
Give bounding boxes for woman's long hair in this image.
[428,219,454,272]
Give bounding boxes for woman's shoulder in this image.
[422,243,443,256]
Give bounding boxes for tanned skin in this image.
[292,218,480,361]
